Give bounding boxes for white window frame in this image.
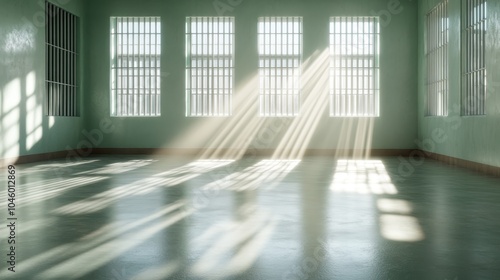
[461,0,487,116]
[110,17,161,117]
[329,16,380,117]
[258,17,302,117]
[185,17,234,117]
[426,0,449,117]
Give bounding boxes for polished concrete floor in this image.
[1,155,500,280]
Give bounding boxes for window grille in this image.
[461,0,487,116]
[329,17,379,117]
[186,17,234,117]
[258,17,302,117]
[110,17,161,117]
[426,0,449,116]
[46,1,79,116]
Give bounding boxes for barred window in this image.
[110,17,161,117]
[329,17,379,117]
[426,0,449,116]
[186,17,234,117]
[461,0,487,116]
[46,1,79,116]
[258,17,302,117]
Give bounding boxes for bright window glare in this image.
[426,0,449,116]
[329,17,379,117]
[258,17,302,117]
[110,17,161,117]
[186,17,234,117]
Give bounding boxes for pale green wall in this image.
[418,0,500,168]
[1,0,419,161]
[84,0,419,152]
[0,0,85,161]
[3,0,499,169]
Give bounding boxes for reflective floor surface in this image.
[1,155,500,279]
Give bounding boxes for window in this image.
[258,17,302,117]
[329,17,379,117]
[186,17,234,117]
[110,17,161,117]
[426,0,449,116]
[461,0,487,116]
[46,1,79,116]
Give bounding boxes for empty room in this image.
[1,0,500,279]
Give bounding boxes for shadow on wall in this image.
[0,9,65,164]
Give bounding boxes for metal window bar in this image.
[461,0,487,116]
[426,0,449,116]
[45,1,79,117]
[185,17,234,117]
[329,17,379,117]
[110,17,161,117]
[258,17,302,117]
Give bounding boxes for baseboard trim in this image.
[423,151,500,177]
[89,148,413,157]
[0,151,70,168]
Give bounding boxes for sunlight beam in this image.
[169,74,266,160]
[200,75,266,159]
[54,160,233,215]
[202,159,300,192]
[273,49,330,159]
[37,205,193,279]
[191,210,276,278]
[335,118,375,159]
[75,159,155,175]
[20,159,100,174]
[0,176,108,208]
[0,201,187,279]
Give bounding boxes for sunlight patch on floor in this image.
[330,160,397,194]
